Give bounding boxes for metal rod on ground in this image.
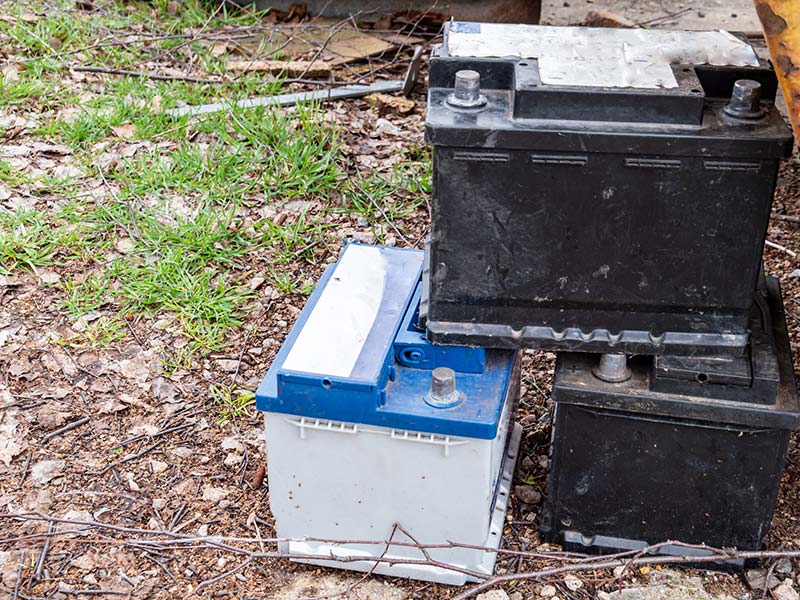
[166,46,423,118]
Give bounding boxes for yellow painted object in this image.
[754,0,800,142]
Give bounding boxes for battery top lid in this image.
[280,243,422,384]
[428,22,792,139]
[256,244,518,438]
[444,23,759,90]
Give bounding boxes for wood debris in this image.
[226,58,331,77]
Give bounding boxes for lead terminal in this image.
[447,70,488,109]
[724,79,766,119]
[426,367,465,408]
[592,353,632,383]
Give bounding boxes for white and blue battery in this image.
[256,244,522,585]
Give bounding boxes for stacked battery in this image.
[257,22,798,584]
[422,23,799,560]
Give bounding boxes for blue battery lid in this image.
[256,244,517,439]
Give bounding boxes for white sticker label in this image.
[447,24,759,89]
[282,245,387,379]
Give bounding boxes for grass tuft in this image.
[211,384,256,424]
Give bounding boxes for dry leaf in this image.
[38,271,61,285]
[370,93,415,115]
[0,435,22,467]
[30,460,66,485]
[2,65,19,84]
[111,123,137,139]
[115,238,135,253]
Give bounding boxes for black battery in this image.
[539,277,799,559]
[422,22,794,356]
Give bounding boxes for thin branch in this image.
[9,516,800,599]
[451,546,800,600]
[41,416,90,444]
[765,239,797,259]
[71,65,221,84]
[773,213,800,224]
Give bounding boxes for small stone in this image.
[776,558,794,576]
[248,275,266,291]
[224,453,243,467]
[221,436,245,453]
[126,472,140,492]
[38,271,61,285]
[540,585,557,598]
[583,9,635,28]
[169,446,192,459]
[216,359,239,373]
[745,568,780,591]
[150,460,168,474]
[201,485,229,503]
[564,574,583,591]
[774,580,800,600]
[789,269,800,279]
[476,590,509,600]
[520,455,536,473]
[515,485,542,505]
[374,118,402,136]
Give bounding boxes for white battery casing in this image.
[264,397,521,585]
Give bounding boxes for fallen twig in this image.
[87,439,166,476]
[6,513,800,597]
[451,547,800,600]
[41,416,90,444]
[765,239,797,258]
[32,522,55,582]
[71,65,221,84]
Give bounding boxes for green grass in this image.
[0,161,27,187]
[0,0,428,369]
[35,75,286,151]
[216,102,344,200]
[95,199,256,352]
[0,207,101,273]
[0,0,269,64]
[259,210,333,263]
[0,102,343,358]
[61,272,111,316]
[0,0,280,117]
[211,384,256,424]
[54,316,127,348]
[0,209,62,273]
[0,70,57,107]
[338,146,431,241]
[112,250,252,351]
